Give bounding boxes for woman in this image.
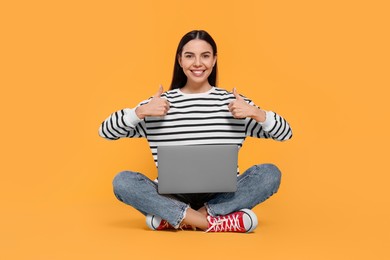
[99,30,292,233]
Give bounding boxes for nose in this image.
[194,57,201,67]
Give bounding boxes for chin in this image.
[186,74,212,84]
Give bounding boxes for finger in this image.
[159,110,167,116]
[233,88,242,100]
[158,107,167,116]
[163,104,170,115]
[164,100,170,110]
[231,111,238,118]
[153,84,164,98]
[229,105,236,114]
[228,99,237,108]
[232,111,242,119]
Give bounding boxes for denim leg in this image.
[205,164,281,216]
[112,170,189,228]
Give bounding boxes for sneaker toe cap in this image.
[146,214,162,230]
[240,209,258,233]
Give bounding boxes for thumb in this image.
[153,85,164,98]
[233,88,242,100]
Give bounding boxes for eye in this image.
[185,54,193,58]
[203,54,210,58]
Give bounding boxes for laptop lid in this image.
[157,144,238,194]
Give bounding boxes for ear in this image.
[213,54,217,67]
[177,54,182,67]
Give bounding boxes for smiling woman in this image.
[98,29,293,233]
[171,30,218,91]
[178,40,216,93]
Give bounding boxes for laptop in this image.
[157,144,238,194]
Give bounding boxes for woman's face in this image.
[178,39,217,87]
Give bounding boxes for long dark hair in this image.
[170,30,218,90]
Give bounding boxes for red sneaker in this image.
[146,215,173,230]
[178,223,197,231]
[205,209,258,233]
[146,215,196,231]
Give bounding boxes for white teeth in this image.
[192,70,204,76]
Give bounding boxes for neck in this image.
[181,82,212,94]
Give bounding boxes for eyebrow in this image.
[183,51,212,55]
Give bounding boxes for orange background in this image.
[1,0,389,259]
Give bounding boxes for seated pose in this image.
[99,30,292,233]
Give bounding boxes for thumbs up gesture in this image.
[228,88,257,119]
[135,85,170,119]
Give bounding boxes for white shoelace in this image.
[179,223,197,231]
[205,214,242,232]
[160,220,171,229]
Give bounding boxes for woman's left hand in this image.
[228,88,266,122]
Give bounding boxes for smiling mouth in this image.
[191,70,205,76]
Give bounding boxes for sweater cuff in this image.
[123,108,142,128]
[259,111,276,132]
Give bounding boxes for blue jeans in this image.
[113,164,281,228]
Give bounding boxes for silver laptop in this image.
[157,144,238,194]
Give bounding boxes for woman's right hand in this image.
[135,85,170,119]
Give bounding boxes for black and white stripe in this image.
[99,87,292,166]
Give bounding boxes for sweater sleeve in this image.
[244,101,292,141]
[98,106,148,140]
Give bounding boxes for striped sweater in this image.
[99,87,292,168]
